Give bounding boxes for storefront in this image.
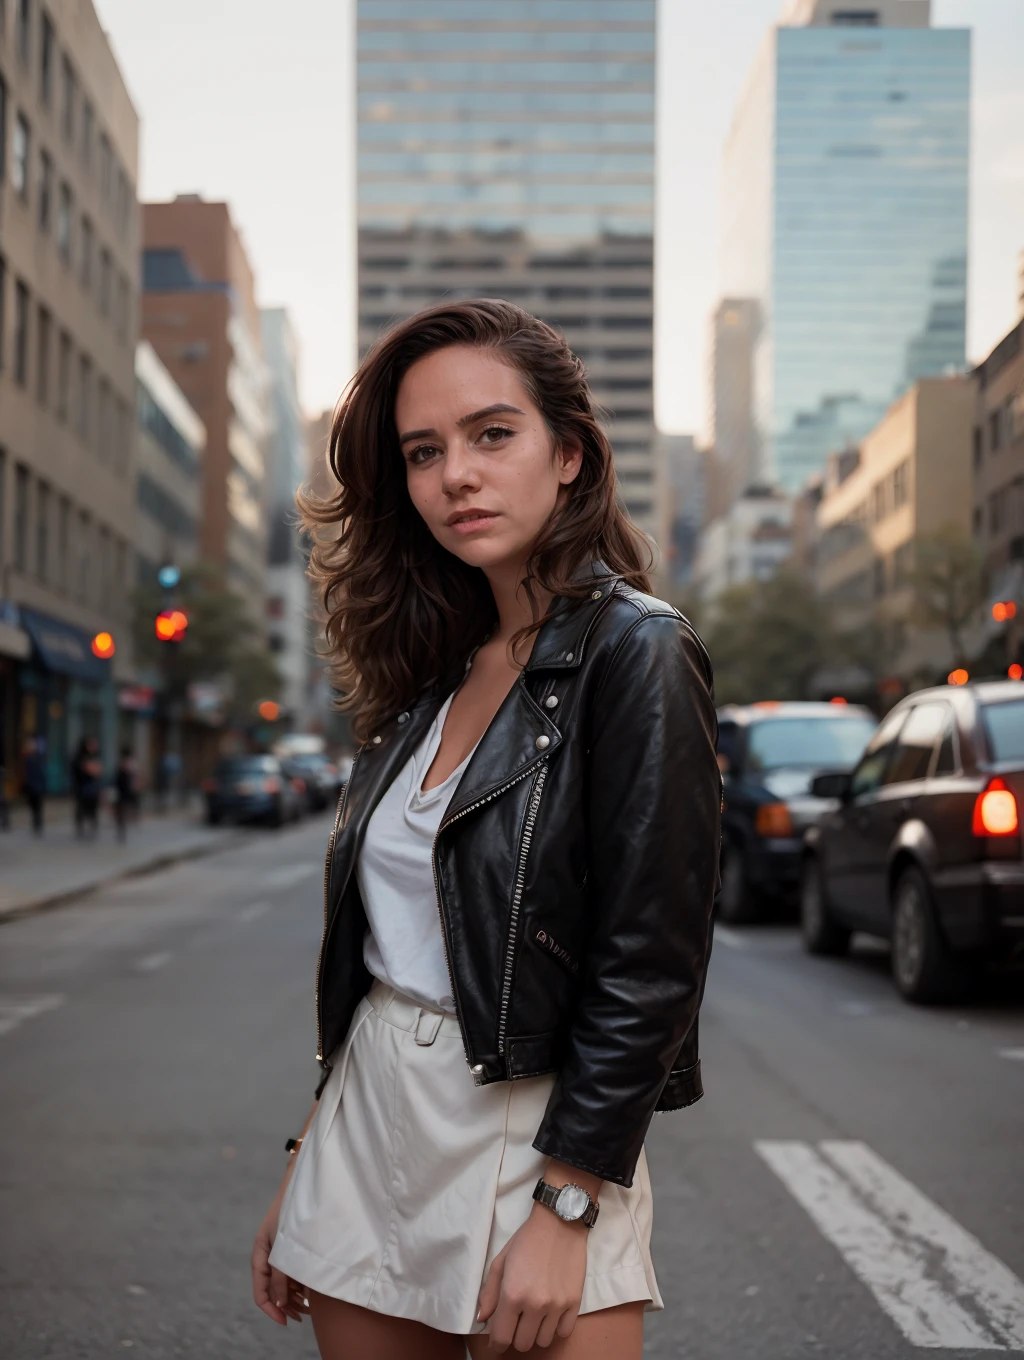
[0,610,32,802]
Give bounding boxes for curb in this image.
[0,828,250,924]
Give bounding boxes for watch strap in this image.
[532,1177,600,1228]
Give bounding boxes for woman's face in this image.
[395,345,582,573]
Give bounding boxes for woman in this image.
[252,300,720,1358]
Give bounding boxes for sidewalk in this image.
[0,796,245,921]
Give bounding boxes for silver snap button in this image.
[471,1063,484,1075]
[397,712,409,724]
[535,734,550,751]
[545,694,558,709]
[565,652,574,662]
[591,590,602,600]
[371,735,382,745]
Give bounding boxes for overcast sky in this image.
[96,0,1024,438]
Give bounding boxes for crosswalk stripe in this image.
[756,1140,1018,1349]
[0,994,65,1037]
[822,1141,1024,1349]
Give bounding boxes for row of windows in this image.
[359,282,650,300]
[0,96,134,341]
[359,122,653,146]
[359,310,650,333]
[360,60,654,84]
[0,446,130,614]
[976,477,1024,542]
[137,471,197,543]
[359,182,653,206]
[358,1,656,22]
[0,1,133,238]
[973,395,1023,465]
[0,259,132,468]
[360,254,651,270]
[358,29,654,53]
[841,459,912,532]
[136,381,201,480]
[359,152,654,175]
[360,92,654,115]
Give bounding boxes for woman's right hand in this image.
[252,1176,309,1326]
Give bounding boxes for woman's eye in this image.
[408,444,440,465]
[478,425,514,445]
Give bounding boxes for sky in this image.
[95,0,1024,439]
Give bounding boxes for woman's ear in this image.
[556,436,584,486]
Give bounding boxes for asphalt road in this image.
[1,817,1022,1359]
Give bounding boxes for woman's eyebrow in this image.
[398,403,524,446]
[398,426,438,445]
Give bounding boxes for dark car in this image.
[202,755,301,827]
[718,701,877,923]
[802,681,1024,1002]
[281,753,342,813]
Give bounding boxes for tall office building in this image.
[356,0,665,549]
[720,0,969,493]
[0,0,139,791]
[710,298,761,512]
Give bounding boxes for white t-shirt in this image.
[359,694,476,1014]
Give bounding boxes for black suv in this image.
[802,681,1024,1002]
[717,701,877,923]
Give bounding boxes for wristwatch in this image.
[532,1177,600,1228]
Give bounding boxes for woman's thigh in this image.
[466,1301,645,1359]
[308,1291,466,1360]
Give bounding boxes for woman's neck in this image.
[484,558,553,647]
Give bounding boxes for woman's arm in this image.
[533,612,720,1187]
[251,1100,318,1326]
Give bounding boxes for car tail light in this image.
[755,802,794,837]
[263,776,282,794]
[972,778,1019,836]
[291,777,307,794]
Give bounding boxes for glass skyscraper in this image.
[720,0,970,495]
[356,0,662,544]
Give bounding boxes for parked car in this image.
[802,681,1024,1002]
[202,755,302,827]
[718,701,877,923]
[281,752,342,813]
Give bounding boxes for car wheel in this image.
[890,864,962,1004]
[718,844,758,924]
[800,855,850,956]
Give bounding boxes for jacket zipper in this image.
[431,757,548,1074]
[315,745,363,1064]
[497,764,548,1056]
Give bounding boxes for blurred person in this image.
[0,726,9,831]
[251,301,720,1359]
[21,736,47,836]
[113,746,140,842]
[71,736,103,840]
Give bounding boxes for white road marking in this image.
[263,864,318,890]
[998,1048,1024,1062]
[0,993,65,1037]
[823,1141,1024,1348]
[756,1140,1024,1349]
[236,900,272,924]
[714,926,747,949]
[135,952,171,973]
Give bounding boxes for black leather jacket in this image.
[316,575,720,1188]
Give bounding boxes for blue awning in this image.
[19,608,111,683]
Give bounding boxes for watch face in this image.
[555,1184,590,1221]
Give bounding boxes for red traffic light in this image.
[993,601,1017,623]
[91,631,116,659]
[155,609,188,642]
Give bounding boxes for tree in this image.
[909,527,986,668]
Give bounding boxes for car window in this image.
[850,708,906,798]
[934,712,958,775]
[981,699,1024,762]
[883,703,949,784]
[744,716,876,772]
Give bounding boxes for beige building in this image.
[0,0,139,791]
[972,316,1024,598]
[815,377,974,662]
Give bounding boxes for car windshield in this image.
[746,716,876,773]
[216,756,277,776]
[981,700,1024,762]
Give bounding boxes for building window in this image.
[14,464,29,572]
[79,214,93,292]
[16,0,30,64]
[13,279,29,386]
[872,480,886,523]
[40,9,54,105]
[97,377,109,462]
[991,408,1003,453]
[98,247,111,317]
[80,97,93,171]
[57,180,72,262]
[35,303,49,404]
[37,147,52,230]
[98,132,111,205]
[98,525,110,601]
[57,495,70,590]
[973,425,983,470]
[60,52,75,143]
[989,492,1002,536]
[0,74,7,185]
[973,506,983,538]
[56,329,71,419]
[893,459,909,509]
[116,274,130,342]
[12,110,30,198]
[77,354,91,443]
[0,449,5,567]
[77,510,90,604]
[35,480,49,582]
[0,253,6,371]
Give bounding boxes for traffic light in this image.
[258,700,280,722]
[155,609,188,642]
[91,631,116,659]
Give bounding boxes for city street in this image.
[1,819,1022,1359]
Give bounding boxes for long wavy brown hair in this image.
[301,298,653,740]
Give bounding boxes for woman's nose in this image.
[441,441,481,495]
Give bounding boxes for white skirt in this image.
[270,979,663,1336]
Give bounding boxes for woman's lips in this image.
[448,512,500,535]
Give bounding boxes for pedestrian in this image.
[71,735,103,840]
[21,736,47,836]
[251,300,721,1359]
[0,725,9,831]
[113,745,140,842]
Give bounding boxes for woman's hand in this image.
[251,1173,309,1326]
[477,1164,600,1352]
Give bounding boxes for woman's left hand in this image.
[477,1167,597,1352]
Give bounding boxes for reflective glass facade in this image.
[356,0,662,540]
[721,21,970,493]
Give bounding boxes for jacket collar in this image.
[525,560,620,673]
